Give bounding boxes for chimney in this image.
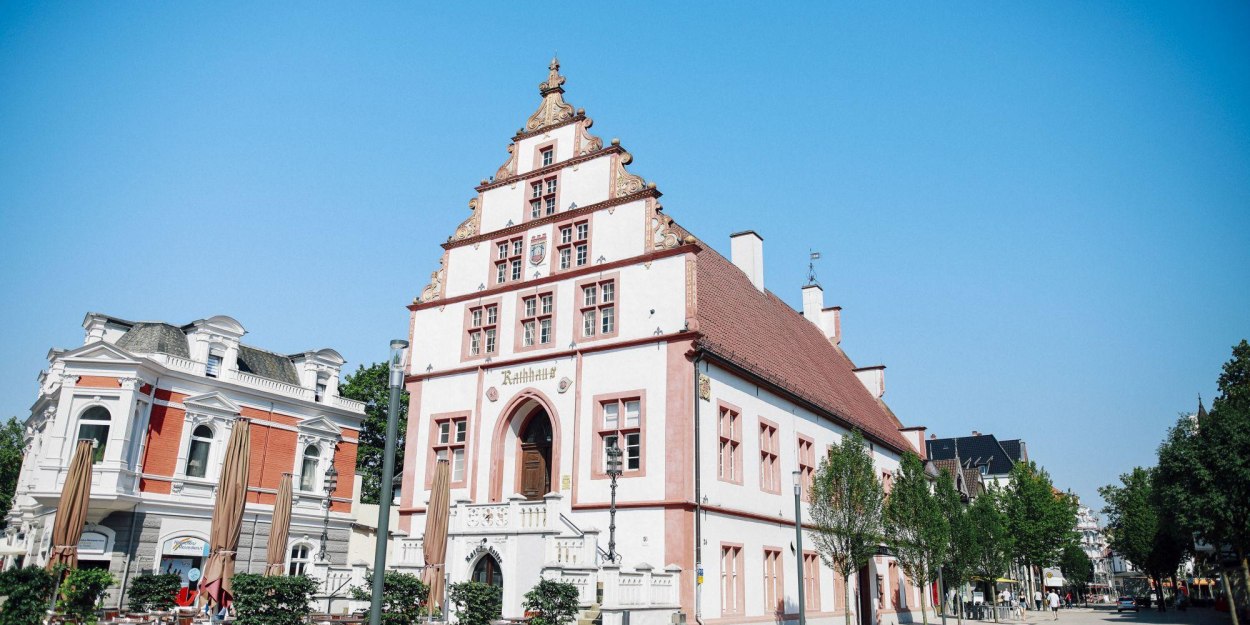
[853,365,885,399]
[972,431,981,437]
[801,285,843,344]
[730,231,764,291]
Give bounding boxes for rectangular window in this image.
[764,549,784,615]
[431,415,469,484]
[517,289,556,351]
[798,436,815,501]
[760,420,780,493]
[466,302,499,359]
[555,218,589,271]
[525,176,558,220]
[578,277,618,339]
[493,236,524,284]
[206,354,222,378]
[718,404,742,484]
[597,394,644,475]
[541,147,554,167]
[721,545,744,615]
[803,552,821,611]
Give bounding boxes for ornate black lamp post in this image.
[319,465,339,561]
[606,444,623,562]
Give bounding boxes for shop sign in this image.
[500,366,557,386]
[464,544,502,564]
[78,532,108,554]
[164,536,208,557]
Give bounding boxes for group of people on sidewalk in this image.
[996,587,1068,620]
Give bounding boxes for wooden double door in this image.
[519,410,553,500]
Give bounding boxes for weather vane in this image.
[807,250,821,286]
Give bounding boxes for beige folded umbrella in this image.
[265,473,293,576]
[45,439,95,572]
[422,459,451,612]
[200,419,251,611]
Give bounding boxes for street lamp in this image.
[370,339,408,625]
[793,470,807,625]
[606,444,623,563]
[319,465,339,561]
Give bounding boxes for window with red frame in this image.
[798,437,815,501]
[432,416,467,483]
[759,421,780,493]
[600,396,642,472]
[718,405,741,483]
[540,147,554,167]
[520,291,555,348]
[494,237,524,285]
[882,471,894,497]
[720,545,744,615]
[579,279,615,338]
[764,548,784,614]
[467,303,498,357]
[528,177,558,220]
[556,220,590,271]
[803,552,821,611]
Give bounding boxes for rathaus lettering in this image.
[501,367,557,385]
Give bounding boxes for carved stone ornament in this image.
[557,377,572,394]
[698,374,711,400]
[613,151,646,198]
[651,213,682,250]
[486,387,499,402]
[451,198,480,242]
[575,117,603,156]
[417,254,447,303]
[525,57,576,133]
[494,144,517,181]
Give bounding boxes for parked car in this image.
[1117,596,1139,612]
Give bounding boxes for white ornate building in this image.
[396,59,935,625]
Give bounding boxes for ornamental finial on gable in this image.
[525,57,576,133]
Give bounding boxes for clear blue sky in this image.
[2,2,1247,511]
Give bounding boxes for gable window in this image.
[465,301,500,359]
[185,425,213,479]
[759,420,780,493]
[494,236,524,285]
[578,276,617,339]
[541,147,554,167]
[288,544,311,576]
[517,289,555,351]
[528,176,558,220]
[798,436,815,501]
[717,403,741,484]
[555,219,590,271]
[299,445,320,492]
[77,406,110,463]
[595,394,644,477]
[431,414,468,485]
[206,353,223,378]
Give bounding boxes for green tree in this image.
[233,574,318,625]
[1058,543,1092,599]
[1002,461,1077,601]
[56,568,115,625]
[966,488,1012,623]
[884,452,948,625]
[448,581,503,625]
[809,430,885,625]
[0,417,23,526]
[1099,467,1186,612]
[0,566,57,625]
[126,573,181,612]
[1199,340,1250,616]
[935,468,975,625]
[339,363,409,504]
[349,570,430,624]
[522,578,580,625]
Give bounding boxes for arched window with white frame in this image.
[184,425,214,478]
[288,543,312,576]
[77,406,111,463]
[299,445,320,492]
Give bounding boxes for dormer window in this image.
[206,353,223,378]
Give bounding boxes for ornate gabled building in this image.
[399,59,933,625]
[2,313,364,608]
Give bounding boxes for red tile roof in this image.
[693,248,913,453]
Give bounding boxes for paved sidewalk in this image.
[937,607,1232,625]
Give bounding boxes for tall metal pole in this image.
[794,471,807,625]
[370,340,408,625]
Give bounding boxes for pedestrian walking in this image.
[1034,590,1042,611]
[1047,591,1060,620]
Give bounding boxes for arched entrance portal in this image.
[472,553,503,587]
[519,409,553,500]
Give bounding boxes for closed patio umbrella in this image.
[265,473,293,576]
[200,419,251,612]
[45,439,95,572]
[422,459,451,612]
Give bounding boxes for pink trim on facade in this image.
[398,378,424,533]
[426,411,471,489]
[570,352,584,505]
[530,139,557,171]
[470,367,485,500]
[588,390,647,480]
[719,542,746,617]
[512,285,559,353]
[522,169,563,224]
[461,296,503,362]
[488,234,527,287]
[758,416,781,495]
[716,399,744,486]
[488,387,562,502]
[574,271,620,342]
[552,214,594,274]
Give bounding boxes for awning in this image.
[1044,577,1066,587]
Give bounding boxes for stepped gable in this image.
[693,248,911,453]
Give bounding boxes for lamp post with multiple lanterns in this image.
[606,444,623,563]
[318,465,339,562]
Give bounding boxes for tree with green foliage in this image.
[125,573,181,612]
[884,452,948,625]
[0,566,57,625]
[232,574,318,625]
[1058,543,1093,600]
[350,570,430,624]
[966,489,1012,623]
[1099,467,1187,612]
[1002,461,1078,603]
[935,468,975,625]
[809,430,885,625]
[339,362,409,504]
[523,578,581,625]
[0,417,23,526]
[56,568,115,625]
[449,581,503,625]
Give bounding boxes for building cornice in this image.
[473,143,625,194]
[414,241,695,310]
[443,186,660,251]
[511,112,585,143]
